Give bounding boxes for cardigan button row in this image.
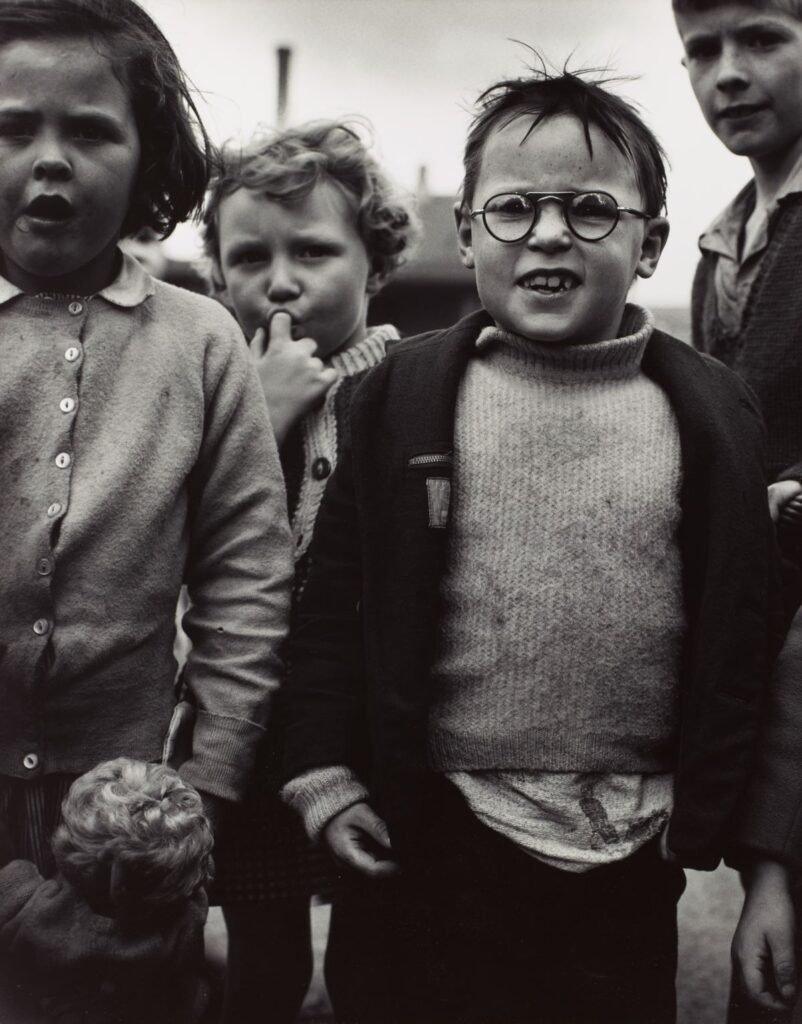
[22,753,39,771]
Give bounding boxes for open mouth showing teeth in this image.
[519,271,580,294]
[25,195,72,221]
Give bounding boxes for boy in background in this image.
[281,68,783,1024]
[674,0,802,502]
[674,3,802,1017]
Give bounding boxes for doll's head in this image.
[52,758,213,919]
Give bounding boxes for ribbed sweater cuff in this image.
[178,710,265,804]
[281,766,368,841]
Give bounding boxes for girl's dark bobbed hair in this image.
[0,0,213,238]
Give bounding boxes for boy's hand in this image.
[769,481,802,523]
[732,860,797,1012]
[323,801,400,879]
[249,311,338,447]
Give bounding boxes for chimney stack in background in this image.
[277,46,291,127]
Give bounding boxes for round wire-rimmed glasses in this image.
[469,190,652,243]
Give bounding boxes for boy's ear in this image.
[635,216,670,280]
[454,200,475,269]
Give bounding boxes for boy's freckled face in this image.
[0,38,141,293]
[458,115,663,346]
[675,5,802,165]
[217,181,373,359]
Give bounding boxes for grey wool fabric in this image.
[0,254,293,802]
[429,305,686,774]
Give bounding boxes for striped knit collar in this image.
[475,303,654,381]
[328,323,399,378]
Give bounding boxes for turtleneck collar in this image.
[475,304,654,382]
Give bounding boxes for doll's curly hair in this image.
[52,758,214,918]
[202,120,419,296]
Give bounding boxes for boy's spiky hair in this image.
[202,120,420,295]
[0,0,213,239]
[52,758,214,919]
[673,0,802,16]
[461,63,668,217]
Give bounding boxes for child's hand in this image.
[769,481,802,523]
[249,311,338,447]
[323,801,400,879]
[732,860,797,1012]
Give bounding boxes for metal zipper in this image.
[408,452,453,468]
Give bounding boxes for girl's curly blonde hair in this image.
[203,120,419,295]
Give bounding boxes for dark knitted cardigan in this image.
[691,193,802,483]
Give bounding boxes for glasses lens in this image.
[567,192,618,240]
[483,193,534,242]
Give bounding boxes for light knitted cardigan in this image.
[0,254,293,802]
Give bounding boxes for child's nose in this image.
[715,42,750,93]
[32,142,72,183]
[525,201,572,251]
[266,259,301,302]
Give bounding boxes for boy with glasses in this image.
[282,68,783,1024]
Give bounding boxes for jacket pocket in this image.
[404,451,453,529]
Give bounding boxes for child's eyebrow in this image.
[64,110,129,133]
[0,105,37,118]
[682,17,792,46]
[732,17,796,38]
[223,239,265,261]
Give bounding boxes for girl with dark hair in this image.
[0,0,292,943]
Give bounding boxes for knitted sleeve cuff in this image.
[178,710,266,804]
[281,766,369,842]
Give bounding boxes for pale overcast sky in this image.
[141,0,751,307]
